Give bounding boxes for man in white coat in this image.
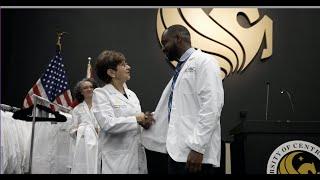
[142,24,224,174]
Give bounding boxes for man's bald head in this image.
[164,24,191,45]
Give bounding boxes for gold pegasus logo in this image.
[267,140,320,174]
[156,8,273,79]
[278,151,319,174]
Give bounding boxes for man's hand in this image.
[137,111,155,129]
[141,111,155,129]
[95,128,100,134]
[186,150,203,173]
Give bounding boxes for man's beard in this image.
[167,45,179,61]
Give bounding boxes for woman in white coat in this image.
[69,78,100,174]
[92,50,151,174]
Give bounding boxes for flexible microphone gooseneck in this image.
[280,89,295,113]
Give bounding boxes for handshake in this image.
[136,111,155,129]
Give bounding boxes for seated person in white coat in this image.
[69,78,100,174]
[142,25,224,175]
[92,50,152,174]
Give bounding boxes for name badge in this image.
[113,104,121,108]
[113,99,122,108]
[185,67,195,72]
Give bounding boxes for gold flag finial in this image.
[56,31,68,53]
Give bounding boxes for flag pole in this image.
[27,96,38,174]
[86,57,92,78]
[27,32,69,174]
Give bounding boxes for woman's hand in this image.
[135,112,146,124]
[136,112,155,129]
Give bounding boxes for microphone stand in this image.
[265,82,270,121]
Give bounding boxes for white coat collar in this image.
[103,83,135,107]
[80,101,96,120]
[173,49,201,88]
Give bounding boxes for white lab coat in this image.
[70,102,99,174]
[142,49,224,166]
[31,112,73,174]
[0,110,26,174]
[55,111,74,174]
[141,82,171,154]
[92,84,147,174]
[0,109,73,174]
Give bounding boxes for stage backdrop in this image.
[2,8,320,140]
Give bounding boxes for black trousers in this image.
[168,155,220,175]
[145,148,168,174]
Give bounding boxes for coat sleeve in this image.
[91,88,138,134]
[185,56,224,154]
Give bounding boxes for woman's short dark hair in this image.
[95,50,126,83]
[73,78,98,103]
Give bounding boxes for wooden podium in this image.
[229,120,320,174]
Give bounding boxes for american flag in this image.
[23,51,73,110]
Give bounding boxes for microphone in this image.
[61,32,69,35]
[265,81,270,120]
[280,89,295,113]
[57,31,69,37]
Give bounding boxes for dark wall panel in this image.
[2,8,320,140]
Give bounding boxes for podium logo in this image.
[156,8,273,79]
[267,140,320,174]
